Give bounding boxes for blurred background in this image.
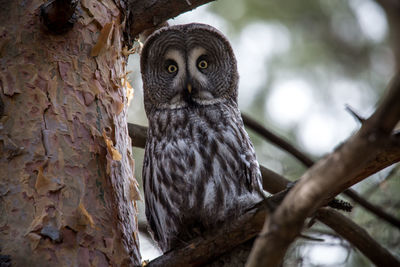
[126,0,400,265]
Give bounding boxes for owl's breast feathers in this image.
[143,101,263,251]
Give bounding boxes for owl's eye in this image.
[198,60,208,69]
[167,64,178,73]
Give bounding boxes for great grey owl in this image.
[140,23,264,252]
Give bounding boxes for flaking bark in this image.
[0,0,140,265]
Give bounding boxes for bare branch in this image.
[246,74,400,267]
[242,114,314,167]
[128,123,147,149]
[343,189,400,229]
[244,113,400,227]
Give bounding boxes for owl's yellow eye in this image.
[198,60,208,69]
[167,64,178,73]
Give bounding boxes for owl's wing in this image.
[239,137,265,198]
[142,149,164,248]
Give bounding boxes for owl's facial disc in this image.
[141,24,239,113]
[163,47,223,109]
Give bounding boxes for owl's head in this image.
[140,23,238,112]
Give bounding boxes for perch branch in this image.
[145,199,270,267]
[246,74,400,267]
[128,123,400,266]
[144,182,400,266]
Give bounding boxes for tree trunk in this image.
[0,0,141,266]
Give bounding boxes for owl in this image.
[140,23,264,252]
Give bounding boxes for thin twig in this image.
[345,104,365,123]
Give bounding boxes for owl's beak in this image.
[187,83,192,94]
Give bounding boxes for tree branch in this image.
[145,199,270,267]
[343,189,400,229]
[246,74,400,267]
[374,0,400,68]
[242,114,314,167]
[128,123,147,149]
[125,0,216,40]
[128,123,400,266]
[40,0,78,34]
[363,163,400,197]
[243,114,400,229]
[143,184,400,267]
[315,208,400,267]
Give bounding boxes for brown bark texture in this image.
[0,0,141,266]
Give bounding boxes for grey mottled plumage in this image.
[140,23,264,252]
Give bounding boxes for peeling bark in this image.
[0,1,140,265]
